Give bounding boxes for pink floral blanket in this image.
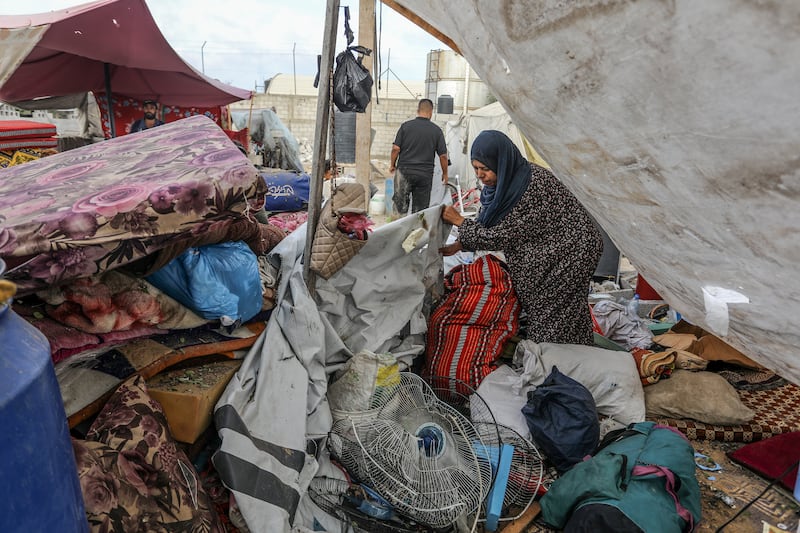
[0,115,266,295]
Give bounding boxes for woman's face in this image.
[472,160,497,187]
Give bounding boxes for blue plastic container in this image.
[0,261,88,533]
[384,177,394,216]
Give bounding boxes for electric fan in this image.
[427,377,542,523]
[493,424,543,521]
[328,372,494,528]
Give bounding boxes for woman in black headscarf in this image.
[440,130,603,345]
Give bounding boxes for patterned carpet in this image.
[652,380,800,442]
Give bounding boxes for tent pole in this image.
[355,0,375,207]
[103,63,116,138]
[303,0,340,292]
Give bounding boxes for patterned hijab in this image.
[471,130,531,227]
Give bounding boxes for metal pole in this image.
[463,59,470,114]
[385,48,390,97]
[103,62,115,138]
[303,0,340,290]
[201,41,207,74]
[292,42,297,96]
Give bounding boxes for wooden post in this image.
[355,0,375,206]
[303,0,340,291]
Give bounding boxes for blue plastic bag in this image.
[146,241,262,326]
[522,366,600,473]
[261,170,310,212]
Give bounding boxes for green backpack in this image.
[539,421,701,532]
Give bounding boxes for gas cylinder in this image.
[0,260,88,532]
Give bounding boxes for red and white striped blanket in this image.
[424,254,520,394]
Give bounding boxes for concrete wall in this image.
[231,93,451,161]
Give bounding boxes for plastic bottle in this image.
[384,176,394,217]
[627,294,640,318]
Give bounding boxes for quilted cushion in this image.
[310,182,367,279]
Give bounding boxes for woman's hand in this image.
[441,205,465,227]
[439,241,463,256]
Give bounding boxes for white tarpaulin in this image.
[214,207,447,532]
[395,0,800,383]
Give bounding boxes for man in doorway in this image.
[389,99,448,214]
[130,99,165,133]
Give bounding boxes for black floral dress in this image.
[458,163,603,344]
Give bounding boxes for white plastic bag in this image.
[327,350,400,414]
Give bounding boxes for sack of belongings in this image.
[522,366,600,474]
[539,421,701,533]
[424,254,519,393]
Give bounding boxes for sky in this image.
[0,0,449,90]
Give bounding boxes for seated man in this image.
[130,99,165,133]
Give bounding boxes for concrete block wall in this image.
[231,94,449,161]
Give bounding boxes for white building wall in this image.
[231,93,450,161]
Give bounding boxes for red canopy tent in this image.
[0,0,251,135]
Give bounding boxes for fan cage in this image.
[329,372,494,528]
[308,476,435,533]
[424,375,543,523]
[494,424,543,521]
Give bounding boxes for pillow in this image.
[74,375,221,532]
[515,340,646,425]
[644,370,755,425]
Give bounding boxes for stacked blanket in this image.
[0,115,267,295]
[0,119,57,152]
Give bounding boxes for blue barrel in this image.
[0,262,88,532]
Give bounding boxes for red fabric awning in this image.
[0,0,251,107]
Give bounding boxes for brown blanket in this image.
[129,217,285,276]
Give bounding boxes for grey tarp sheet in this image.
[213,207,447,532]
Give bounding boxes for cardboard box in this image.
[147,359,241,443]
[666,320,764,369]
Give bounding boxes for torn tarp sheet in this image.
[213,207,447,532]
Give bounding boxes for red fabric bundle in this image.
[95,93,225,138]
[337,212,373,241]
[424,254,520,393]
[0,119,57,151]
[224,128,250,153]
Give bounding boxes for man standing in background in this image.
[389,99,448,214]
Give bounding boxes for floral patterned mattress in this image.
[0,115,266,295]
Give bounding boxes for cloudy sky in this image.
[0,0,448,90]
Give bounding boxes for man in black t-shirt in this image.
[389,99,448,214]
[130,99,165,134]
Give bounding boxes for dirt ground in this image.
[690,439,799,533]
[515,439,800,532]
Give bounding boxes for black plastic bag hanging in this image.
[330,7,373,113]
[333,45,373,113]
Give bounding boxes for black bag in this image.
[333,45,373,113]
[522,366,600,473]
